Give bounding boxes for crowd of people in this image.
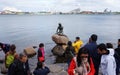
[0,42,50,75]
[66,34,120,75]
[0,33,120,75]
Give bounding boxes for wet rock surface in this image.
[52,34,69,45]
[24,47,36,57]
[52,45,65,56]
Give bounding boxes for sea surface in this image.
[0,14,120,74]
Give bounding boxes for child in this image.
[37,43,45,62]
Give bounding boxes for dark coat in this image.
[64,46,75,61]
[33,67,50,75]
[8,59,30,75]
[115,46,120,56]
[115,47,120,75]
[84,42,101,75]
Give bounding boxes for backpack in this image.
[64,46,75,60]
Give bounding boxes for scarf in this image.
[75,62,91,75]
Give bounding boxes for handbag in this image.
[39,56,45,62]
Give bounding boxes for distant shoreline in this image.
[0,13,120,15]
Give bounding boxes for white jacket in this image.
[100,48,116,75]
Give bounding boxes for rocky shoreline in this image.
[0,44,69,75]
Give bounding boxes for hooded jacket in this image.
[100,48,116,75]
[72,40,83,54]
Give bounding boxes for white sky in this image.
[0,0,120,12]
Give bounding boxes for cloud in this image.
[3,7,22,12]
[60,0,76,4]
[0,0,120,12]
[104,0,120,7]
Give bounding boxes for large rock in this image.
[52,45,65,56]
[48,64,68,75]
[48,64,63,73]
[24,47,36,57]
[52,34,69,45]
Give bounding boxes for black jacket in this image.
[115,47,120,56]
[8,59,30,75]
[64,46,75,61]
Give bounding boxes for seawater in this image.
[0,14,120,74]
[0,14,120,51]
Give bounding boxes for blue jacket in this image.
[84,42,101,74]
[33,67,50,75]
[84,42,99,59]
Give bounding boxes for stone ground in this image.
[0,62,68,75]
[1,59,120,75]
[0,50,119,75]
[0,53,68,75]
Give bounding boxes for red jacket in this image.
[68,57,95,75]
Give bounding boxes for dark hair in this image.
[76,37,80,40]
[118,39,120,47]
[58,23,62,26]
[19,52,27,59]
[118,39,120,42]
[106,43,113,48]
[77,47,90,67]
[97,43,106,51]
[91,34,97,42]
[10,44,16,51]
[39,43,44,47]
[67,41,72,46]
[35,61,43,70]
[0,43,3,48]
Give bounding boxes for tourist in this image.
[38,43,45,62]
[0,42,10,54]
[5,44,18,68]
[64,41,75,66]
[33,61,50,75]
[115,39,120,75]
[8,52,31,75]
[68,47,95,75]
[115,39,120,55]
[72,37,83,54]
[97,43,116,75]
[56,23,63,34]
[84,34,101,75]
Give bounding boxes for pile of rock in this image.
[52,34,69,56]
[52,34,69,45]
